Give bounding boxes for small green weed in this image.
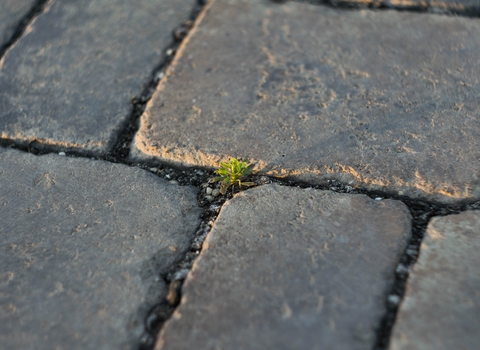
[213,158,255,194]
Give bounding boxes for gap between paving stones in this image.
[287,0,480,17]
[0,0,50,60]
[108,0,208,163]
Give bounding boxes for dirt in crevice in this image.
[138,197,222,350]
[0,0,50,60]
[370,199,458,349]
[107,0,205,164]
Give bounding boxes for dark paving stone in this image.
[155,184,411,350]
[0,0,36,46]
[132,0,480,204]
[0,148,201,349]
[0,0,196,154]
[390,211,480,350]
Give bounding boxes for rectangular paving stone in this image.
[0,0,196,154]
[132,0,480,204]
[0,148,201,349]
[0,0,36,46]
[390,211,480,350]
[155,184,411,350]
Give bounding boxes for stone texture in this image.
[132,0,480,204]
[390,211,480,350]
[328,0,480,12]
[0,148,201,350]
[427,0,480,12]
[0,0,196,154]
[0,0,36,46]
[155,184,411,350]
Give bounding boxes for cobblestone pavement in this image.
[1,0,479,349]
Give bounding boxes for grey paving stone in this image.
[155,184,411,350]
[0,148,201,350]
[132,0,480,204]
[390,211,480,350]
[0,0,196,154]
[0,0,36,45]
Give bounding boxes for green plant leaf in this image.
[213,157,255,194]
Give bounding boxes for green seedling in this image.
[213,158,255,194]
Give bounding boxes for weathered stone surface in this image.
[155,184,411,350]
[329,0,480,12]
[427,0,480,12]
[0,0,36,45]
[0,0,196,154]
[0,148,201,349]
[390,211,480,350]
[133,0,480,204]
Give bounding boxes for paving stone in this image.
[390,211,480,350]
[0,0,36,46]
[155,184,411,350]
[132,0,480,204]
[0,148,201,350]
[0,0,196,154]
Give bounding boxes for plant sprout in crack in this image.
[213,158,255,195]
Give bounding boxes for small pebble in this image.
[58,152,66,156]
[396,264,409,274]
[150,167,158,173]
[196,170,204,176]
[212,189,220,197]
[173,269,189,281]
[169,180,179,185]
[205,195,214,202]
[375,197,382,201]
[205,187,213,195]
[260,176,270,184]
[388,295,401,305]
[165,174,171,179]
